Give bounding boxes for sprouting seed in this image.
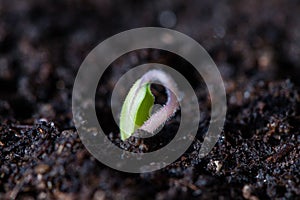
[119,70,180,140]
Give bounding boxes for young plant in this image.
[120,70,180,140]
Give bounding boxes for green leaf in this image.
[120,79,154,140]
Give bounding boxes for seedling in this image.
[120,70,180,140]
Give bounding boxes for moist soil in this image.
[0,1,300,199]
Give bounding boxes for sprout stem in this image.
[137,70,180,133]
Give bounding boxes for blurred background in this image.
[1,0,300,121]
[0,0,300,199]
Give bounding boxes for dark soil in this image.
[0,0,300,199]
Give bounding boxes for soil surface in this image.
[0,0,300,199]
